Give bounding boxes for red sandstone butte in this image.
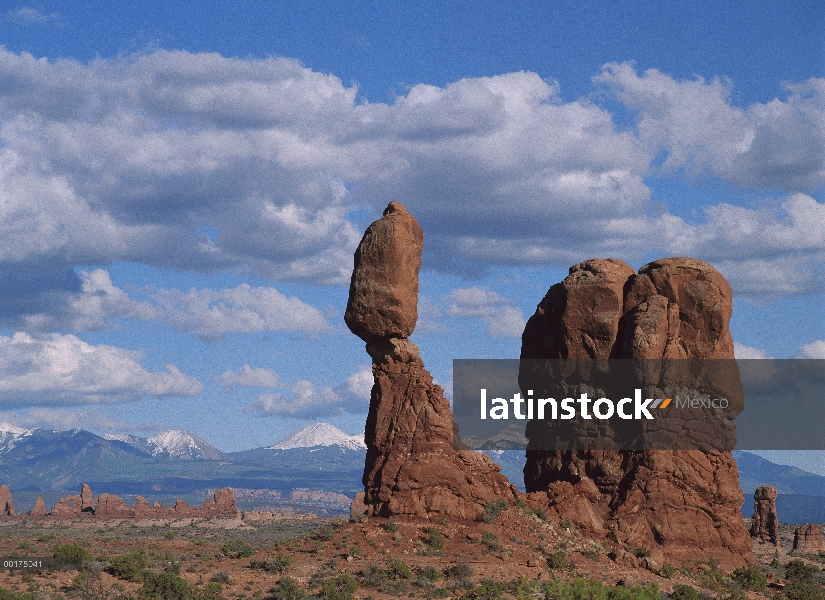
[346,202,517,518]
[521,257,754,569]
[793,524,825,553]
[750,486,779,546]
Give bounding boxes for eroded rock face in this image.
[750,486,779,546]
[0,485,14,516]
[794,524,824,553]
[51,495,83,517]
[347,202,517,518]
[522,257,754,568]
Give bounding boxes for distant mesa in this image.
[269,423,366,451]
[0,484,238,520]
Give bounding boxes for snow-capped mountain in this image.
[269,423,366,451]
[106,429,223,460]
[0,422,33,453]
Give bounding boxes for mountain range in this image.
[3,421,825,523]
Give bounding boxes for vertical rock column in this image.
[346,202,517,518]
[750,486,780,547]
[522,257,755,568]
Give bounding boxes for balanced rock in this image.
[522,257,754,568]
[347,202,517,518]
[0,485,14,516]
[750,486,779,546]
[793,524,824,553]
[344,201,423,343]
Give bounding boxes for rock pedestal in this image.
[750,486,779,546]
[347,202,518,518]
[28,496,47,517]
[522,257,754,568]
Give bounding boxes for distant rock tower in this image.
[750,486,779,547]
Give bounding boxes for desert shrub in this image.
[53,543,92,564]
[385,557,412,580]
[478,499,508,523]
[540,577,659,600]
[220,539,256,558]
[314,524,337,541]
[661,563,677,578]
[731,564,767,591]
[319,574,358,600]
[210,571,232,584]
[460,582,505,599]
[382,518,398,533]
[670,583,699,600]
[267,576,307,600]
[445,561,472,580]
[546,550,569,570]
[417,566,442,583]
[434,516,449,527]
[0,588,39,600]
[534,509,547,521]
[427,529,445,551]
[138,571,194,600]
[196,582,223,600]
[481,532,501,553]
[251,552,294,573]
[109,549,153,583]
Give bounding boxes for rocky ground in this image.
[2,509,823,599]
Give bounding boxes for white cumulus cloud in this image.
[796,341,825,359]
[445,287,526,338]
[0,332,202,405]
[242,365,372,418]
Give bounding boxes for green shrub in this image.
[428,529,445,551]
[196,582,223,600]
[220,540,256,558]
[731,564,767,591]
[661,563,677,578]
[137,571,195,599]
[445,561,472,580]
[109,549,153,583]
[53,543,92,564]
[546,550,569,570]
[670,583,699,600]
[460,582,505,599]
[478,499,508,523]
[210,571,232,584]
[382,518,398,533]
[385,557,412,580]
[250,552,293,573]
[267,576,307,600]
[481,532,501,553]
[319,574,358,600]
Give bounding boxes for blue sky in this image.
[0,1,823,452]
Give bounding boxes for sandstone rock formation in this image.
[28,496,47,517]
[347,202,518,518]
[0,485,15,516]
[521,257,754,568]
[51,495,83,517]
[81,483,94,513]
[344,201,423,343]
[750,486,779,546]
[0,484,237,519]
[793,524,824,553]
